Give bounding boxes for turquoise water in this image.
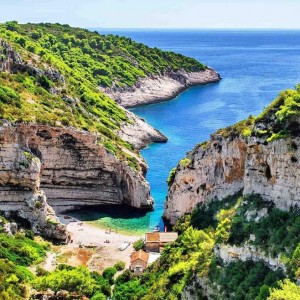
[87,30,300,232]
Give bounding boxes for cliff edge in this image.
[164,87,300,224]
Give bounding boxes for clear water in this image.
[84,29,300,233]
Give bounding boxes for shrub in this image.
[179,158,191,168]
[133,238,144,251]
[114,261,126,271]
[167,167,177,186]
[102,267,117,285]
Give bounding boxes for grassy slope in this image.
[0,21,206,170]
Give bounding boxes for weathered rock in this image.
[119,110,168,149]
[0,123,153,218]
[0,38,65,85]
[164,135,300,224]
[215,244,286,271]
[0,125,67,240]
[102,68,221,108]
[164,136,247,224]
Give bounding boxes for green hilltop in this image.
[0,21,205,169]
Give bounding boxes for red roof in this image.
[130,250,149,263]
[145,232,160,242]
[145,232,178,243]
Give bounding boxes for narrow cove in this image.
[74,29,300,234]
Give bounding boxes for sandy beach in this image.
[44,215,145,273]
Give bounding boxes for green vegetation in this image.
[0,21,206,171]
[0,233,48,266]
[255,86,300,141]
[113,193,300,299]
[167,167,177,186]
[34,264,111,298]
[209,258,285,300]
[216,115,255,138]
[179,157,192,168]
[133,238,144,251]
[267,279,300,300]
[0,232,48,299]
[114,261,126,271]
[228,195,300,258]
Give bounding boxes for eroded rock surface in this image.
[0,123,154,237]
[102,68,221,108]
[164,135,300,224]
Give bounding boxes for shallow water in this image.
[84,29,300,233]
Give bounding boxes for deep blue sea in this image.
[80,29,300,233]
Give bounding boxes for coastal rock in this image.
[102,68,221,108]
[0,129,67,239]
[164,135,300,224]
[119,110,168,149]
[0,123,153,216]
[164,136,247,224]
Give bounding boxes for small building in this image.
[145,232,178,253]
[130,250,149,275]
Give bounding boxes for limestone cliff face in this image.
[164,134,300,224]
[0,122,153,237]
[102,68,221,108]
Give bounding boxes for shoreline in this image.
[55,214,144,272]
[102,68,221,108]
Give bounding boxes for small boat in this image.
[153,226,160,232]
[118,241,130,251]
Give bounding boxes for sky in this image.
[1,0,300,29]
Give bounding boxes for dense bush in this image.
[0,259,34,299]
[209,258,285,300]
[102,266,117,284]
[114,261,126,271]
[35,265,109,298]
[228,195,300,257]
[133,238,144,251]
[0,233,48,266]
[267,279,300,300]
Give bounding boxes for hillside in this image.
[113,86,300,299]
[0,21,220,238]
[0,22,224,299]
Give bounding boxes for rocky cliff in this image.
[0,122,154,238]
[164,113,300,225]
[102,68,221,108]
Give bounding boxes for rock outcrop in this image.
[0,38,65,85]
[164,134,300,224]
[215,244,286,271]
[119,110,167,149]
[0,122,154,237]
[102,68,221,108]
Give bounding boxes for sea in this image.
[71,29,300,234]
